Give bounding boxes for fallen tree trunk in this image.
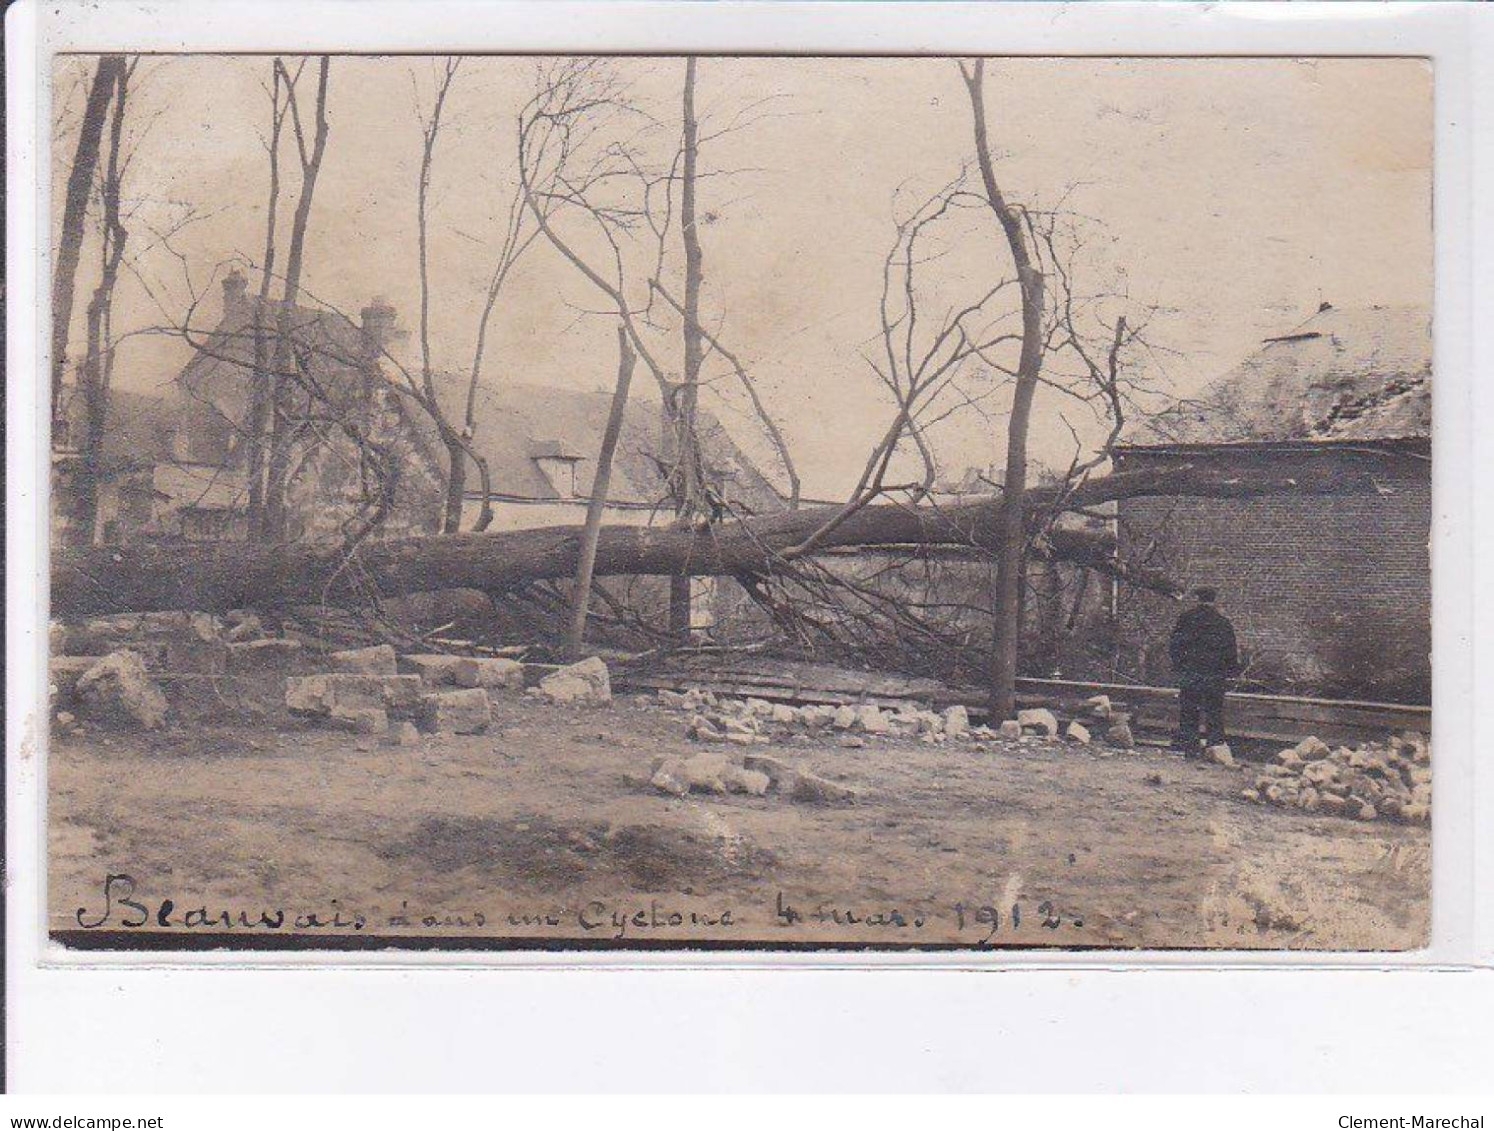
[52,461,1367,618]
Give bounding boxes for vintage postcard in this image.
[46,53,1432,952]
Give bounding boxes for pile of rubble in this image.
[1242,733,1431,823]
[49,609,615,745]
[649,750,857,806]
[647,687,1136,750]
[51,647,169,732]
[285,646,612,740]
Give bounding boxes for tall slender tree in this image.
[52,55,126,429]
[414,58,472,534]
[72,59,134,545]
[568,323,637,657]
[959,58,1047,722]
[666,55,708,640]
[262,55,332,541]
[245,58,292,538]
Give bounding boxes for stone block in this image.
[398,653,466,687]
[75,650,168,730]
[1017,707,1059,737]
[537,656,611,706]
[452,656,525,690]
[328,645,398,676]
[420,688,492,734]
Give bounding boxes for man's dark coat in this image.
[1168,604,1240,688]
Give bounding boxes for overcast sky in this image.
[54,54,1432,498]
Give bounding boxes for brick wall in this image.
[1115,443,1431,702]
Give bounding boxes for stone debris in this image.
[225,611,263,643]
[647,746,855,805]
[75,650,169,730]
[788,770,857,806]
[333,705,388,735]
[452,656,526,691]
[650,751,772,795]
[419,688,492,735]
[800,705,835,731]
[49,656,98,701]
[1017,708,1059,737]
[1206,743,1236,768]
[649,766,691,798]
[942,705,970,739]
[657,687,719,712]
[718,714,757,736]
[1083,694,1112,720]
[328,645,398,677]
[741,753,793,788]
[650,686,1139,754]
[286,673,423,717]
[688,714,724,742]
[676,751,733,793]
[386,720,424,747]
[724,767,772,797]
[399,654,468,687]
[1296,736,1331,761]
[537,656,612,706]
[1242,733,1430,823]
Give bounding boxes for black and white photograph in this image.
[44,50,1435,951]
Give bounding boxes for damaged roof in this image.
[441,379,787,516]
[1132,304,1431,445]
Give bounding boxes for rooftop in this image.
[1132,303,1431,446]
[443,379,785,515]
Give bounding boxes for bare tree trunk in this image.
[264,56,331,542]
[961,59,1046,722]
[443,443,468,532]
[668,55,707,641]
[73,60,131,546]
[246,61,288,539]
[52,55,125,429]
[568,324,637,657]
[412,59,472,535]
[53,460,1365,619]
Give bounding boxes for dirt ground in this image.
[48,693,1430,951]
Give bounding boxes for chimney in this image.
[360,297,398,358]
[222,268,248,316]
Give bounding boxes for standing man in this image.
[1169,587,1239,754]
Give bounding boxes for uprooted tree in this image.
[51,56,1375,707]
[52,456,1372,620]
